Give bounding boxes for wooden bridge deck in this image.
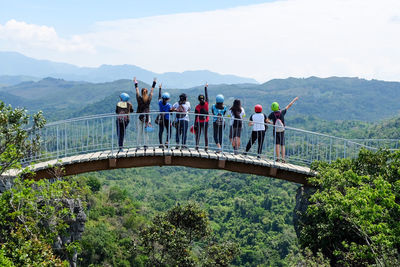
[3,147,314,184]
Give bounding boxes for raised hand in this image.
[159,83,162,89]
[133,77,137,83]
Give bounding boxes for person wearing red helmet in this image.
[244,104,268,157]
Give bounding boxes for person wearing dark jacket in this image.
[229,99,245,154]
[116,92,133,151]
[158,84,172,148]
[266,96,299,163]
[134,77,155,148]
[194,83,209,150]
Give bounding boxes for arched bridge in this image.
[5,112,397,185]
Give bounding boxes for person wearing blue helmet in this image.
[211,94,227,152]
[158,83,172,148]
[116,92,133,151]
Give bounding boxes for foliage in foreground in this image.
[82,167,300,266]
[79,183,238,266]
[0,101,45,176]
[141,202,238,266]
[0,101,76,265]
[0,178,87,266]
[298,149,400,266]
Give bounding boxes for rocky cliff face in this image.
[54,199,87,267]
[0,177,13,193]
[293,185,317,238]
[1,178,87,267]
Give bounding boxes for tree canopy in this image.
[297,149,400,266]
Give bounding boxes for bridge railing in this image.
[22,112,387,166]
[348,139,400,151]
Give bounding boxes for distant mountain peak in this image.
[0,51,257,88]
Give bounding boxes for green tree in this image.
[79,183,146,266]
[141,202,238,266]
[0,177,88,266]
[0,102,87,266]
[297,149,400,266]
[0,248,14,267]
[0,101,45,176]
[86,175,101,192]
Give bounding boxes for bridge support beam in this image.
[218,159,226,169]
[109,158,117,168]
[269,167,278,177]
[24,154,311,185]
[164,156,172,165]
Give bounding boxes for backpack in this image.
[212,105,226,126]
[274,112,285,132]
[117,102,130,123]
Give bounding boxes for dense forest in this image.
[2,76,400,122]
[1,76,400,266]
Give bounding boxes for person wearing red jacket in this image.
[194,83,209,150]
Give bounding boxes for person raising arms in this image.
[194,83,209,150]
[267,96,299,163]
[134,77,156,148]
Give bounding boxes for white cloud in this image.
[0,19,95,53]
[1,0,400,82]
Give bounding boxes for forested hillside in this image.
[1,75,400,266]
[2,76,399,122]
[79,168,299,266]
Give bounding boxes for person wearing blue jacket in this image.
[158,84,172,148]
[211,94,227,152]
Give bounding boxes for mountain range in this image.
[1,76,400,124]
[0,51,257,88]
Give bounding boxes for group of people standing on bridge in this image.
[116,77,299,163]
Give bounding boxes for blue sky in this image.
[0,0,277,35]
[0,0,399,82]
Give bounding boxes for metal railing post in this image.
[65,123,67,156]
[273,125,276,163]
[56,125,59,159]
[86,120,89,152]
[221,114,225,153]
[111,116,114,156]
[168,112,171,152]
